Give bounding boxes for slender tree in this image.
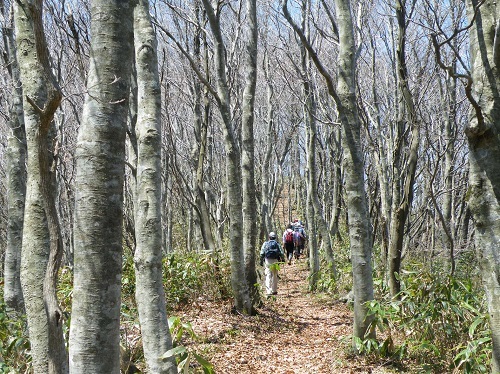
[283,0,375,344]
[241,0,260,306]
[14,0,66,371]
[199,0,253,314]
[2,0,26,314]
[191,2,216,253]
[132,0,177,371]
[387,0,421,297]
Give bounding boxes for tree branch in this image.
[431,33,485,135]
[153,18,220,102]
[281,0,341,106]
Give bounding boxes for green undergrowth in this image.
[0,249,231,373]
[163,251,232,307]
[360,267,490,373]
[0,300,30,373]
[312,236,490,373]
[0,240,490,373]
[120,249,231,372]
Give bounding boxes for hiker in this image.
[293,222,307,259]
[282,224,295,265]
[259,232,285,296]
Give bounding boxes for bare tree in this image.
[2,0,26,314]
[14,0,66,371]
[241,0,260,305]
[69,0,134,371]
[132,0,177,371]
[282,0,375,344]
[462,0,500,370]
[387,0,421,297]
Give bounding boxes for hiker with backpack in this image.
[293,223,307,259]
[259,232,285,296]
[282,224,295,265]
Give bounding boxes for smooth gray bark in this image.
[465,1,500,371]
[335,0,374,342]
[69,1,134,372]
[241,0,259,308]
[132,0,176,371]
[2,1,26,314]
[15,0,66,371]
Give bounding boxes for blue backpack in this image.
[265,240,281,259]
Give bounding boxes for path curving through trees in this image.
[180,261,393,373]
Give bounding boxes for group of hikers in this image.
[259,219,307,296]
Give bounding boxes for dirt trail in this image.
[180,261,393,373]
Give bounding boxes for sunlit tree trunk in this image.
[2,0,26,314]
[15,0,66,371]
[466,1,500,370]
[242,0,259,307]
[132,0,177,372]
[201,0,252,314]
[283,0,374,344]
[335,0,375,342]
[69,0,134,371]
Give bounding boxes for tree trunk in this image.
[14,0,66,371]
[3,1,26,314]
[260,51,275,241]
[328,128,343,244]
[303,76,320,287]
[388,0,420,297]
[241,0,259,309]
[300,0,331,286]
[282,0,375,344]
[69,0,134,371]
[201,0,252,314]
[162,153,174,253]
[336,0,375,343]
[192,4,216,253]
[442,64,457,274]
[466,1,500,371]
[132,0,177,372]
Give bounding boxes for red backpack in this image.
[284,230,294,244]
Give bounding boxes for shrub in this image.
[164,252,232,308]
[162,316,214,373]
[363,265,490,372]
[0,300,31,372]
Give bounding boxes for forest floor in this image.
[176,260,400,374]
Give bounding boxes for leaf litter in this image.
[176,261,398,373]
